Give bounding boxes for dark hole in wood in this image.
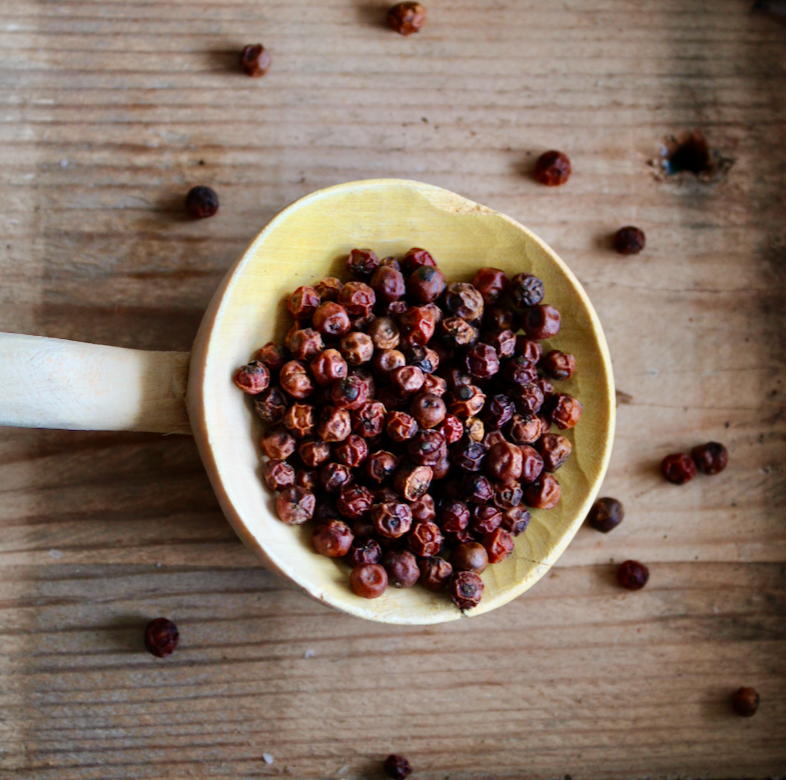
[664,133,712,176]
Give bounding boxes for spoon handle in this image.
[0,333,191,435]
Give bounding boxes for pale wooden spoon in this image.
[0,179,615,625]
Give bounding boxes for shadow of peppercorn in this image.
[104,615,156,655]
[205,48,245,74]
[352,1,392,30]
[154,190,202,224]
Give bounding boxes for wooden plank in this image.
[0,0,784,777]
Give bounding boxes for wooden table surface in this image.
[1,1,785,778]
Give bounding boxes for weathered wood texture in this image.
[0,1,784,778]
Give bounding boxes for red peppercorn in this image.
[185,185,219,219]
[519,444,545,483]
[484,329,517,359]
[449,571,484,610]
[501,505,531,536]
[465,343,500,381]
[447,384,486,418]
[617,560,649,591]
[366,450,399,483]
[483,528,515,564]
[504,357,538,387]
[261,425,297,460]
[287,286,321,320]
[254,386,289,424]
[440,317,479,351]
[508,273,545,308]
[320,462,354,494]
[443,282,484,322]
[386,411,419,442]
[522,304,561,340]
[313,302,351,338]
[437,413,464,445]
[731,687,759,717]
[387,2,427,35]
[333,434,368,468]
[542,350,576,380]
[401,247,436,274]
[295,469,319,492]
[330,375,369,411]
[450,439,487,472]
[471,267,509,305]
[408,520,442,557]
[276,486,316,525]
[283,403,317,438]
[279,360,314,400]
[661,452,697,485]
[234,360,270,394]
[240,44,271,77]
[390,365,425,397]
[486,441,523,482]
[410,493,436,523]
[536,433,572,472]
[382,550,420,588]
[350,563,388,598]
[314,277,343,302]
[263,458,296,491]
[370,266,406,304]
[508,413,542,444]
[462,473,494,505]
[613,226,646,255]
[482,394,515,430]
[418,556,452,591]
[337,484,374,521]
[515,336,543,364]
[317,405,352,443]
[255,342,289,373]
[346,248,380,280]
[407,265,446,304]
[392,464,433,502]
[352,400,387,438]
[347,537,382,567]
[399,306,436,346]
[493,480,524,509]
[368,317,401,351]
[339,281,376,317]
[409,393,446,430]
[372,501,413,539]
[310,349,348,387]
[313,519,354,557]
[547,393,582,429]
[408,429,447,466]
[471,505,502,536]
[587,497,624,533]
[691,442,729,475]
[534,150,571,186]
[143,617,179,658]
[523,473,560,508]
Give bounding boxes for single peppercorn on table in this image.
[0,179,615,624]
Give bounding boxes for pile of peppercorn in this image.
[234,247,582,610]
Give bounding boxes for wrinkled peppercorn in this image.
[501,505,531,536]
[185,185,219,219]
[365,450,399,483]
[144,617,179,658]
[418,556,452,591]
[313,302,351,338]
[279,360,314,400]
[408,520,442,556]
[613,226,646,255]
[261,425,297,460]
[372,501,413,539]
[516,337,543,365]
[390,365,425,397]
[339,332,374,366]
[346,248,380,280]
[523,473,560,508]
[482,394,515,430]
[370,266,406,303]
[387,411,419,441]
[330,375,369,411]
[471,505,502,535]
[484,305,519,332]
[276,486,316,525]
[450,439,487,472]
[438,414,464,445]
[368,317,401,351]
[411,493,436,523]
[401,248,436,274]
[387,2,426,35]
[522,304,561,340]
[661,452,697,485]
[372,348,406,382]
[287,327,324,361]
[409,393,447,429]
[351,400,387,438]
[542,350,576,380]
[508,413,542,445]
[519,444,545,483]
[383,550,420,587]
[547,393,582,429]
[443,283,484,322]
[399,306,436,346]
[287,286,320,320]
[484,329,517,359]
[263,458,295,491]
[450,571,484,610]
[483,528,515,564]
[347,537,382,567]
[337,484,374,520]
[464,416,485,443]
[691,442,729,475]
[407,265,445,304]
[437,497,470,533]
[319,462,354,494]
[731,687,759,718]
[440,317,479,351]
[315,277,343,302]
[339,281,376,317]
[408,429,446,466]
[462,473,494,504]
[486,441,523,482]
[333,434,368,468]
[284,403,316,438]
[310,349,348,387]
[295,468,319,492]
[492,480,523,510]
[393,464,433,501]
[448,384,486,418]
[240,44,271,77]
[350,562,388,598]
[587,497,624,533]
[403,344,439,374]
[536,433,572,472]
[313,519,354,557]
[472,267,509,304]
[317,405,352,442]
[466,343,500,380]
[234,360,270,395]
[504,357,538,387]
[253,386,289,425]
[255,342,289,373]
[617,560,649,591]
[534,150,571,186]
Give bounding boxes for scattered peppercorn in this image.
[617,560,649,591]
[731,687,759,717]
[587,497,624,533]
[661,452,697,485]
[613,226,646,255]
[387,3,426,35]
[384,754,413,780]
[691,441,728,475]
[143,617,180,658]
[185,185,219,219]
[534,150,572,186]
[240,44,271,77]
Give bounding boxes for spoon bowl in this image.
[188,179,615,624]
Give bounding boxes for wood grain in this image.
[0,0,784,777]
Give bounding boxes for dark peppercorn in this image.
[390,365,425,397]
[373,348,407,382]
[484,305,519,332]
[418,556,453,591]
[440,317,479,351]
[368,317,401,350]
[471,505,502,535]
[462,473,494,504]
[617,560,649,591]
[372,501,413,539]
[261,425,297,460]
[310,349,348,387]
[522,304,561,340]
[519,444,545,483]
[276,486,316,525]
[407,264,446,304]
[317,406,352,443]
[403,344,439,374]
[352,401,387,438]
[691,442,729,475]
[287,327,324,361]
[144,617,179,658]
[387,411,419,442]
[450,571,484,610]
[448,384,486,418]
[185,185,219,219]
[330,375,369,411]
[486,441,523,482]
[370,266,406,304]
[383,549,420,588]
[661,452,697,485]
[407,429,447,466]
[337,484,374,520]
[399,306,436,346]
[504,357,538,387]
[319,462,354,494]
[483,394,515,429]
[295,469,319,492]
[340,332,374,366]
[501,505,531,536]
[508,273,545,308]
[450,439,487,472]
[443,283,484,322]
[255,342,289,373]
[240,44,271,77]
[438,497,470,533]
[410,393,447,429]
[387,2,427,35]
[350,563,388,598]
[287,286,321,320]
[347,537,382,567]
[731,687,759,717]
[516,336,543,365]
[613,226,646,255]
[493,480,523,509]
[484,329,517,359]
[312,519,354,557]
[472,267,509,304]
[339,281,376,317]
[465,343,500,380]
[263,459,296,491]
[366,450,399,483]
[410,493,436,523]
[333,434,369,468]
[587,497,624,533]
[534,150,571,186]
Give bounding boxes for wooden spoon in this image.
[0,179,615,625]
